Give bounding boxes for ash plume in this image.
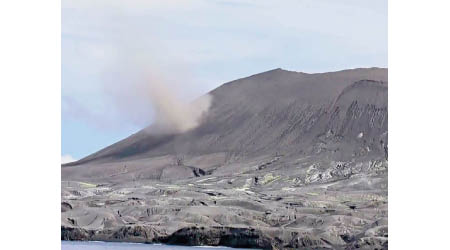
[102,57,213,134]
[146,78,212,133]
[62,0,213,133]
[102,66,212,134]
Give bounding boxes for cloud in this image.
[61,154,77,164]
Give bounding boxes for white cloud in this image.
[61,154,77,164]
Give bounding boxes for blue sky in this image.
[61,0,387,163]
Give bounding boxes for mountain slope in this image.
[62,67,389,249]
[65,67,387,167]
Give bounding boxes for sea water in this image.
[62,241,249,250]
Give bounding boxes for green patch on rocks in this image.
[261,173,280,185]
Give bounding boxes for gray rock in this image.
[62,68,388,249]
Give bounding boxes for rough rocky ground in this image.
[62,68,388,249]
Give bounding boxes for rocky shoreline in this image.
[62,224,387,249]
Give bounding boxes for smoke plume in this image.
[101,57,213,134]
[147,80,212,133]
[62,1,214,133]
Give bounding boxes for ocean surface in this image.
[62,241,249,250]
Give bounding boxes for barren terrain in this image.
[62,68,388,249]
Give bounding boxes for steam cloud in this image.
[102,62,213,134]
[146,79,212,133]
[63,1,214,133]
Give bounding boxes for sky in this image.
[61,0,387,163]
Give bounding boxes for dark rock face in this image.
[61,202,73,212]
[163,227,272,248]
[60,225,325,249]
[62,68,388,249]
[61,226,91,241]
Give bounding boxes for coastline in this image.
[61,240,243,249]
[62,224,387,249]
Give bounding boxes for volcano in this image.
[62,67,388,249]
